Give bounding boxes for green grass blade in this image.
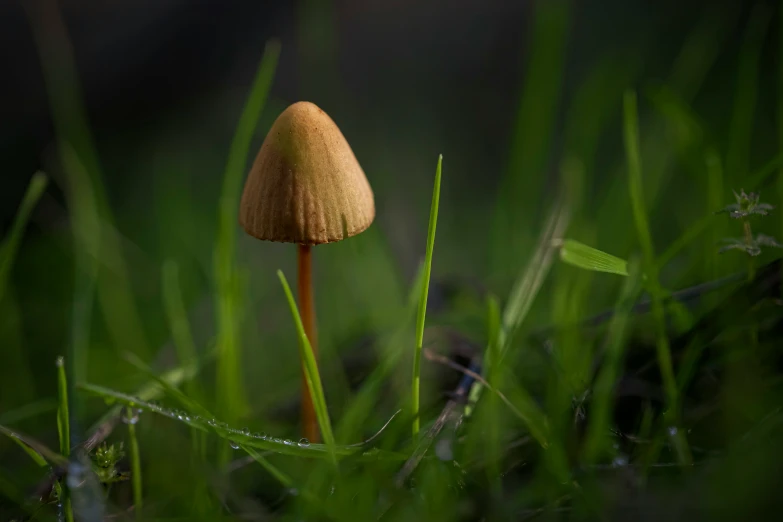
[0,424,67,467]
[78,383,404,460]
[125,408,143,516]
[56,356,74,522]
[500,195,571,357]
[623,90,692,465]
[56,357,70,458]
[161,261,201,400]
[85,348,215,437]
[0,426,48,468]
[215,39,281,427]
[0,171,48,300]
[583,258,643,463]
[276,270,336,461]
[412,154,443,438]
[465,195,569,448]
[557,239,629,276]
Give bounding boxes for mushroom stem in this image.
[297,244,320,443]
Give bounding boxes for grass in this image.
[56,356,74,522]
[624,90,692,465]
[2,2,783,521]
[412,154,443,438]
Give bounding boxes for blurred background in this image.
[1,0,782,519]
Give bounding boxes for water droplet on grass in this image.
[122,408,141,425]
[298,438,310,447]
[229,441,240,450]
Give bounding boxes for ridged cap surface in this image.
[239,101,375,245]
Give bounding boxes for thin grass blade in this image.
[624,90,692,465]
[0,171,48,299]
[215,39,281,427]
[277,270,336,462]
[557,239,629,276]
[412,154,443,438]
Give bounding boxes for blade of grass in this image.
[124,408,142,517]
[412,154,442,438]
[78,383,404,460]
[0,427,48,468]
[556,239,629,276]
[623,90,692,465]
[161,260,201,401]
[484,293,502,494]
[60,145,99,429]
[56,356,74,522]
[214,39,281,431]
[465,193,570,448]
[583,258,643,463]
[0,171,48,299]
[0,424,68,467]
[276,270,336,462]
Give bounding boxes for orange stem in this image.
[297,244,320,443]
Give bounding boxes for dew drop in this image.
[298,438,310,447]
[229,441,240,450]
[283,439,295,446]
[207,419,218,427]
[122,408,141,425]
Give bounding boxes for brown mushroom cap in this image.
[239,101,375,245]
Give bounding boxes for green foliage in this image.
[4,3,783,521]
[557,238,629,276]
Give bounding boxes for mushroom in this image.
[239,101,375,443]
